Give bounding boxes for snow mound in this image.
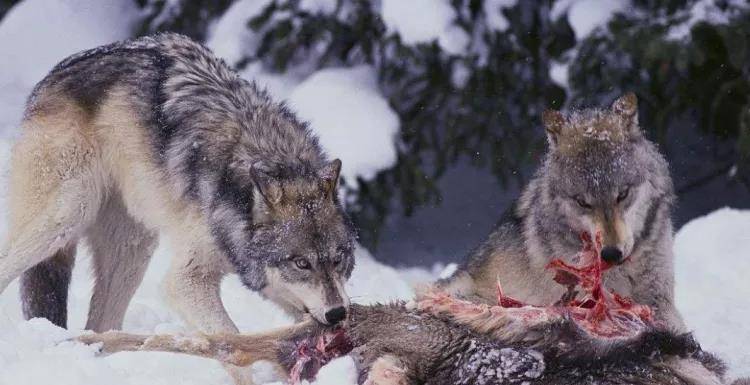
[206,0,272,66]
[551,0,629,40]
[288,66,399,183]
[483,0,517,32]
[380,0,468,54]
[674,207,750,380]
[0,0,139,135]
[299,0,338,14]
[210,4,401,184]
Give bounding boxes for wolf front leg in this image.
[163,241,255,384]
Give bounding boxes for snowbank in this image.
[0,0,139,137]
[483,0,517,32]
[675,207,750,380]
[207,9,400,184]
[287,66,399,183]
[381,0,468,54]
[551,0,629,40]
[299,0,338,14]
[0,0,748,383]
[206,0,272,67]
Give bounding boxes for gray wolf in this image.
[77,299,736,385]
[438,93,686,331]
[0,32,355,344]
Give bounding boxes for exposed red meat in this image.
[289,328,353,384]
[425,231,654,340]
[545,231,653,338]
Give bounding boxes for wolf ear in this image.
[319,159,342,199]
[543,109,565,147]
[250,163,283,207]
[611,92,640,134]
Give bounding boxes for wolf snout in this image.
[600,246,624,265]
[324,306,347,325]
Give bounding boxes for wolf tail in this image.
[20,244,76,328]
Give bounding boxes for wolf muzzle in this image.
[324,306,347,325]
[600,246,625,265]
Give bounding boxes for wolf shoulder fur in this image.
[439,93,686,331]
[0,33,356,344]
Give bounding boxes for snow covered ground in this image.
[675,208,750,379]
[0,0,748,384]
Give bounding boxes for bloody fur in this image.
[291,231,656,382]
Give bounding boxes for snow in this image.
[667,0,749,41]
[0,0,749,383]
[483,0,517,31]
[551,0,629,40]
[205,0,273,67]
[299,0,338,14]
[380,0,469,54]
[674,207,750,380]
[547,0,629,90]
[207,9,400,184]
[0,0,139,135]
[549,60,569,89]
[287,66,399,183]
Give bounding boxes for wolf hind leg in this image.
[0,111,104,325]
[0,188,99,326]
[84,191,157,332]
[19,243,77,328]
[0,177,102,308]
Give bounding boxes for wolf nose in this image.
[601,246,624,264]
[325,306,347,324]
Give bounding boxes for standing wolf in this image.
[440,93,686,330]
[0,33,355,355]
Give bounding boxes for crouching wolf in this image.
[439,93,686,330]
[0,33,355,347]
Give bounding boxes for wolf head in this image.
[228,159,355,325]
[524,93,674,267]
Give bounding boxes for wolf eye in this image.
[617,188,630,203]
[574,196,592,209]
[294,258,311,270]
